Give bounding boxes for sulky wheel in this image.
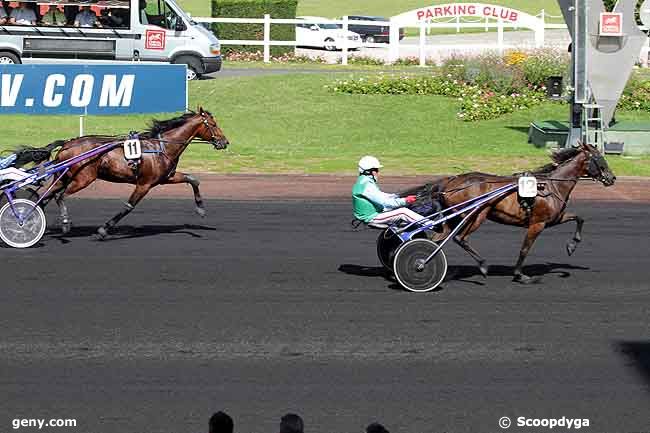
[0,199,46,248]
[376,228,402,271]
[393,238,448,293]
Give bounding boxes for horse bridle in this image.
[197,114,221,146]
[585,150,610,183]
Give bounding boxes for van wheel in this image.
[173,55,202,80]
[324,38,337,51]
[0,52,20,64]
[186,67,199,81]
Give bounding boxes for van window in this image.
[140,0,180,30]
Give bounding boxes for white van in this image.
[296,16,362,51]
[0,0,221,79]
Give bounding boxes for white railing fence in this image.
[195,12,570,66]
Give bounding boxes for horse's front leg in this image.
[552,213,584,256]
[162,172,205,217]
[513,222,546,284]
[98,183,152,239]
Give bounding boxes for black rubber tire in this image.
[173,55,202,80]
[15,187,40,202]
[0,183,40,205]
[376,229,402,271]
[324,38,337,51]
[393,239,448,293]
[0,51,21,64]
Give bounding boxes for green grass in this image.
[1,73,649,176]
[178,0,563,22]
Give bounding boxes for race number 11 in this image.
[123,139,142,160]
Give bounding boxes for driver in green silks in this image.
[352,155,423,226]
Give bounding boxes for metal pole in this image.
[497,18,504,55]
[388,18,399,64]
[342,15,349,66]
[263,14,271,63]
[79,115,84,137]
[419,22,426,67]
[537,9,545,47]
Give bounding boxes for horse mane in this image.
[515,147,582,176]
[143,111,198,137]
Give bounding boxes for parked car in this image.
[345,16,405,44]
[296,16,362,51]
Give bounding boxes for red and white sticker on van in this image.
[145,29,166,50]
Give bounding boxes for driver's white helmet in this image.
[358,155,383,173]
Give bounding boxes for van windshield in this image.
[140,0,185,29]
[162,0,193,23]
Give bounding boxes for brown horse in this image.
[411,142,616,283]
[22,107,229,238]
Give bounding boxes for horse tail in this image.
[13,140,66,168]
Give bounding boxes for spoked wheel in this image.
[393,239,447,293]
[376,228,402,271]
[0,199,47,248]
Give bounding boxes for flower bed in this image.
[328,73,549,121]
[329,50,570,121]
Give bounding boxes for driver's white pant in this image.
[370,207,424,226]
[0,167,30,183]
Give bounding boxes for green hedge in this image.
[211,0,298,56]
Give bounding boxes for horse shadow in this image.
[447,262,590,285]
[46,224,219,244]
[337,264,445,292]
[339,262,590,291]
[615,341,650,391]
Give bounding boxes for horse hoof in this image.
[513,274,541,285]
[61,222,71,234]
[97,226,108,240]
[196,207,207,218]
[566,241,577,256]
[479,262,488,278]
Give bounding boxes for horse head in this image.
[196,106,229,150]
[580,141,616,186]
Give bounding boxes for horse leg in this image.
[53,174,97,234]
[98,184,152,239]
[55,190,71,234]
[554,213,584,256]
[162,172,205,217]
[513,222,546,284]
[453,207,490,278]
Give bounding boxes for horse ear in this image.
[197,106,205,115]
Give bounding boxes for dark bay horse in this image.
[408,142,616,283]
[18,107,229,238]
